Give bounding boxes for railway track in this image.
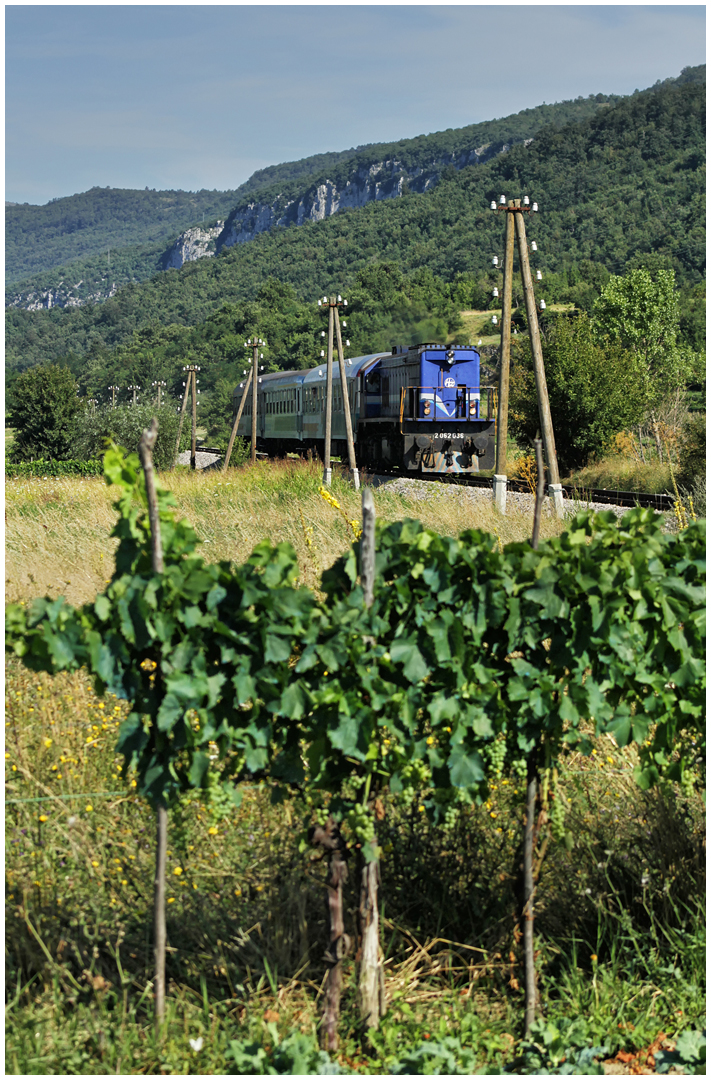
[368,468,675,512]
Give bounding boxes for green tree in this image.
[592,269,699,403]
[509,314,647,471]
[8,364,81,462]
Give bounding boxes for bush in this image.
[676,412,706,517]
[509,314,647,472]
[677,412,706,490]
[74,403,188,471]
[7,364,81,463]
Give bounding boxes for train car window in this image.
[365,370,381,394]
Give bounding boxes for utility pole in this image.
[152,380,166,408]
[175,364,200,469]
[493,203,516,513]
[223,366,253,471]
[128,384,140,407]
[88,398,97,417]
[318,293,358,488]
[333,302,359,490]
[323,302,334,485]
[245,336,265,464]
[173,373,191,469]
[489,195,563,517]
[108,385,120,408]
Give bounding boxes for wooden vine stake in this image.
[137,418,168,1035]
[313,819,350,1053]
[522,436,546,1035]
[358,486,385,1029]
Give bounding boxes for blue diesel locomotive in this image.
[232,343,496,474]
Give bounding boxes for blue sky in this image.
[6,5,706,205]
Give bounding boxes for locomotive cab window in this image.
[365,370,381,394]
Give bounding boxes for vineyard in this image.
[5,450,706,1075]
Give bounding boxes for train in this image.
[232,343,497,475]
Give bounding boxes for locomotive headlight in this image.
[445,349,455,365]
[469,404,476,414]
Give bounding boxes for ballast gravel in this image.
[370,475,663,520]
[176,450,222,470]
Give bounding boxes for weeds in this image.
[4,457,705,1072]
[5,655,704,1072]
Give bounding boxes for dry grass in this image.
[5,458,564,605]
[564,453,673,495]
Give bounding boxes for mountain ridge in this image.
[6,73,704,375]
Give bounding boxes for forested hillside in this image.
[5,88,629,304]
[6,74,704,378]
[5,188,242,285]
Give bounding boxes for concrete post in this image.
[493,474,508,514]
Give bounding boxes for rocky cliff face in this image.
[214,143,509,254]
[6,280,118,310]
[162,222,224,269]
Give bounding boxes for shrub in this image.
[7,364,81,463]
[74,403,188,471]
[677,412,706,490]
[509,314,647,472]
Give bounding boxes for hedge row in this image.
[5,459,104,478]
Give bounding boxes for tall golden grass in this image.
[5,458,564,605]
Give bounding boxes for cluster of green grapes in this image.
[548,790,567,841]
[313,805,330,828]
[181,767,236,824]
[345,803,376,845]
[483,736,507,780]
[440,788,469,831]
[511,758,528,784]
[680,768,697,799]
[398,759,431,805]
[203,769,237,824]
